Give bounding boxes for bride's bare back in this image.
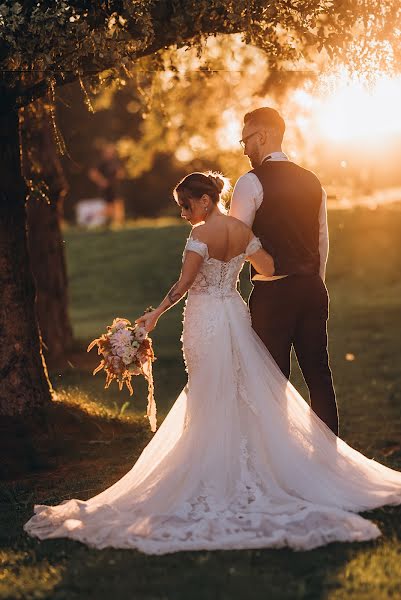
[192,215,253,262]
[190,214,274,278]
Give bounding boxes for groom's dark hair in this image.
[244,107,285,143]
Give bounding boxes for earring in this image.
[204,206,208,213]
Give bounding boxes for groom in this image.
[230,107,339,436]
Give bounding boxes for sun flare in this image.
[315,75,401,142]
[217,109,242,151]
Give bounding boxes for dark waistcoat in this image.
[251,160,323,277]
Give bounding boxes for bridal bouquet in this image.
[87,317,157,431]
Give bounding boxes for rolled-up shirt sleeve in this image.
[318,187,329,281]
[229,173,260,227]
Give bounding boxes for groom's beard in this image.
[249,155,259,169]
[246,149,262,169]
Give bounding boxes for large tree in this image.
[21,100,74,365]
[0,0,399,417]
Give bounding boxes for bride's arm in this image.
[135,251,203,332]
[247,248,275,277]
[244,230,275,277]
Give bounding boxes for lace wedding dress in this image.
[24,235,401,554]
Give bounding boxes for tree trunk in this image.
[0,107,53,416]
[22,103,74,366]
[27,198,74,365]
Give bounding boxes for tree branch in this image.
[10,0,255,110]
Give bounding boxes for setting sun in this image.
[315,75,401,142]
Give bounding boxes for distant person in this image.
[88,143,125,226]
[230,107,339,436]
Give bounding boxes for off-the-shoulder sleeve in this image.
[184,238,209,259]
[245,236,262,256]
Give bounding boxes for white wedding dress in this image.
[24,235,401,554]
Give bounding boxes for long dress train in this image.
[23,236,401,554]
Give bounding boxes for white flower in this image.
[111,328,133,351]
[121,347,137,364]
[134,326,147,341]
[110,318,130,334]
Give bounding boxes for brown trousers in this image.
[249,274,339,436]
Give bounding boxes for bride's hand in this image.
[135,310,160,333]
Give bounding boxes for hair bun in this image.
[207,173,225,194]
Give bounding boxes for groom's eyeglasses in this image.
[239,130,260,149]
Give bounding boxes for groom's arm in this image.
[229,173,262,226]
[319,187,329,281]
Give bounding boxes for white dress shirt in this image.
[230,152,329,281]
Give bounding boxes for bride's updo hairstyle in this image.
[173,171,231,213]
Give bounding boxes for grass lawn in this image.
[1,207,401,599]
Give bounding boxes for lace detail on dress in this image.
[183,238,209,259]
[181,235,252,374]
[173,445,269,525]
[235,437,265,508]
[232,327,258,416]
[181,296,220,374]
[182,235,262,299]
[183,239,246,299]
[245,236,262,256]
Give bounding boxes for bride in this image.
[24,171,401,554]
